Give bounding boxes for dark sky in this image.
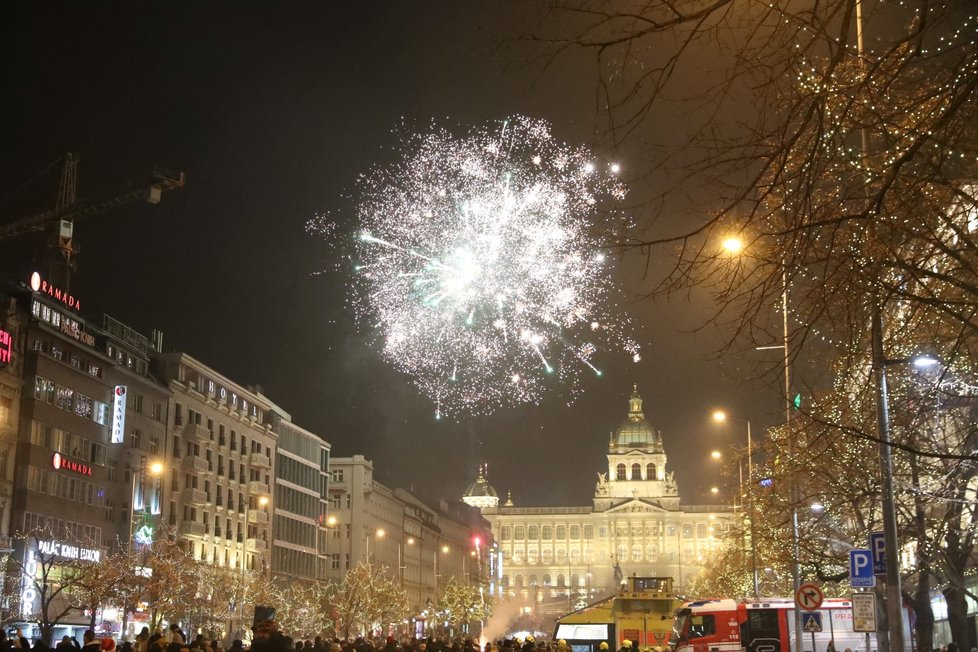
[0,3,787,508]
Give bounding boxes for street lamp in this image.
[712,410,761,597]
[719,236,800,619]
[129,460,164,550]
[366,527,385,562]
[872,351,936,652]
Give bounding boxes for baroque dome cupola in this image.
[612,384,663,451]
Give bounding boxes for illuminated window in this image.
[541,525,553,539]
[647,463,657,480]
[616,463,626,480]
[631,463,642,480]
[527,525,539,539]
[570,525,580,539]
[556,525,566,539]
[514,526,525,540]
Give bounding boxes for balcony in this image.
[179,521,207,538]
[182,487,208,505]
[249,452,271,468]
[182,455,210,474]
[248,510,269,525]
[245,538,267,553]
[248,481,270,496]
[183,423,210,443]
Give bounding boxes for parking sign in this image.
[870,532,886,576]
[849,549,876,587]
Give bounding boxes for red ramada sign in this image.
[30,271,81,311]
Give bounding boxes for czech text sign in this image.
[851,593,878,632]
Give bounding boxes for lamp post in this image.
[721,235,800,642]
[712,411,759,598]
[128,460,164,550]
[366,527,385,563]
[239,494,269,638]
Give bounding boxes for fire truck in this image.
[669,598,914,652]
[554,577,683,652]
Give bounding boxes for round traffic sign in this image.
[795,582,824,611]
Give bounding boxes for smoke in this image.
[482,600,525,643]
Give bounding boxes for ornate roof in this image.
[464,470,498,499]
[613,384,663,450]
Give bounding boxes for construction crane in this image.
[0,153,186,289]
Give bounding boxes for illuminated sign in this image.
[20,549,37,617]
[52,452,93,476]
[134,524,154,546]
[31,300,95,347]
[0,329,11,365]
[111,385,127,444]
[37,539,101,562]
[30,271,81,311]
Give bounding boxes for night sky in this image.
[0,3,787,508]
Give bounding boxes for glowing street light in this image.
[721,236,745,255]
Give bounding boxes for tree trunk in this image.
[90,604,98,630]
[876,584,891,652]
[40,623,54,647]
[121,606,131,642]
[943,582,970,649]
[913,574,935,652]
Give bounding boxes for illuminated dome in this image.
[613,385,663,450]
[462,466,499,510]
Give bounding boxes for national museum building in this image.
[463,386,734,618]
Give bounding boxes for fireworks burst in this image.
[352,116,639,417]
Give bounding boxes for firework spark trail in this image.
[351,116,640,417]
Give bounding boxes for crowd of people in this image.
[0,630,625,652]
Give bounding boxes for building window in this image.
[556,525,566,539]
[149,437,160,455]
[500,526,511,540]
[570,525,580,539]
[631,463,642,480]
[697,524,708,538]
[514,526,525,540]
[330,469,344,483]
[583,524,593,539]
[616,463,626,480]
[647,463,657,480]
[683,524,693,538]
[527,525,539,540]
[128,429,141,449]
[541,525,552,539]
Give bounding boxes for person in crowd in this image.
[167,627,185,647]
[80,632,101,652]
[56,638,74,652]
[617,641,632,652]
[228,642,244,652]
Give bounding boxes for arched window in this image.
[528,574,538,587]
[616,463,626,480]
[631,463,642,480]
[557,574,566,588]
[515,574,524,588]
[647,463,657,480]
[542,574,552,586]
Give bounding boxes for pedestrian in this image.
[168,627,185,647]
[33,641,50,652]
[827,641,836,652]
[56,638,74,652]
[617,641,632,652]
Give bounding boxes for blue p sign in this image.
[870,532,886,576]
[849,549,875,587]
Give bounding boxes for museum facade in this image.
[464,385,734,619]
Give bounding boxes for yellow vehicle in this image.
[553,577,682,652]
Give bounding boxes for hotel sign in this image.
[111,386,127,444]
[30,271,81,311]
[52,452,93,476]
